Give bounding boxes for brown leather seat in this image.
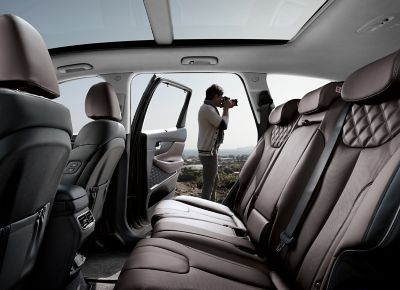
[150,83,345,256]
[0,14,72,290]
[115,49,400,289]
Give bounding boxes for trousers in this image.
[199,154,219,201]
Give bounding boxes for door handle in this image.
[155,141,161,150]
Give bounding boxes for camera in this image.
[219,96,238,107]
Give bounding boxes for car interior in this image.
[1,0,400,289]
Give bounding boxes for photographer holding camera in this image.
[197,84,237,201]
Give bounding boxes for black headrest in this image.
[298,82,343,115]
[0,14,59,99]
[269,99,299,125]
[342,50,400,103]
[85,82,122,121]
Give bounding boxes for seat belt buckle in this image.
[276,231,294,252]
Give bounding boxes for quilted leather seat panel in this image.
[271,122,295,148]
[342,99,400,148]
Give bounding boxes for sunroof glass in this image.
[169,0,327,40]
[0,0,154,49]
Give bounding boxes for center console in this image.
[29,184,95,290]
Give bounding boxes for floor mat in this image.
[82,249,130,281]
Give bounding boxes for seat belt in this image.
[276,103,351,255]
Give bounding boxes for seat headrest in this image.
[85,82,122,121]
[298,82,343,115]
[0,14,59,99]
[268,99,299,125]
[342,50,400,103]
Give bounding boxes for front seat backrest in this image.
[0,14,72,290]
[61,82,126,222]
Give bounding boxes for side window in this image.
[267,74,332,106]
[142,81,189,131]
[56,77,105,134]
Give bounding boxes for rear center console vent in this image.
[77,210,95,230]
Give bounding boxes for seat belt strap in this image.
[276,103,351,255]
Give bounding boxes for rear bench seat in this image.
[150,82,345,257]
[115,49,400,289]
[151,81,342,232]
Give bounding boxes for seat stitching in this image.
[380,102,393,141]
[364,105,378,146]
[351,105,363,147]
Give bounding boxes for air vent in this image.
[357,14,400,33]
[57,63,93,74]
[181,56,218,65]
[77,210,95,230]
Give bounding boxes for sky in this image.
[57,73,331,150]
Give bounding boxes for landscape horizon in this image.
[183,145,254,157]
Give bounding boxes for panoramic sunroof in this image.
[1,0,327,49]
[169,0,327,40]
[0,0,154,49]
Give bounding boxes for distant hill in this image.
[183,146,253,158]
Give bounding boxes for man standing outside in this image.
[198,84,234,201]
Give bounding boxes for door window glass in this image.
[142,81,189,131]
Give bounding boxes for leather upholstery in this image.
[0,14,59,99]
[268,99,299,125]
[270,122,296,148]
[116,238,276,290]
[0,88,71,139]
[62,83,125,222]
[342,99,400,147]
[298,82,343,114]
[342,50,400,103]
[150,95,345,253]
[85,82,122,121]
[249,99,345,245]
[116,49,400,290]
[0,15,71,290]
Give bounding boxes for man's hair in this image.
[205,84,224,100]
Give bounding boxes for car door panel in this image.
[153,141,185,174]
[128,75,192,226]
[145,128,186,212]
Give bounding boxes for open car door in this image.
[128,75,192,227]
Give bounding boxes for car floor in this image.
[81,247,132,290]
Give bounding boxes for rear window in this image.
[267,74,332,106]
